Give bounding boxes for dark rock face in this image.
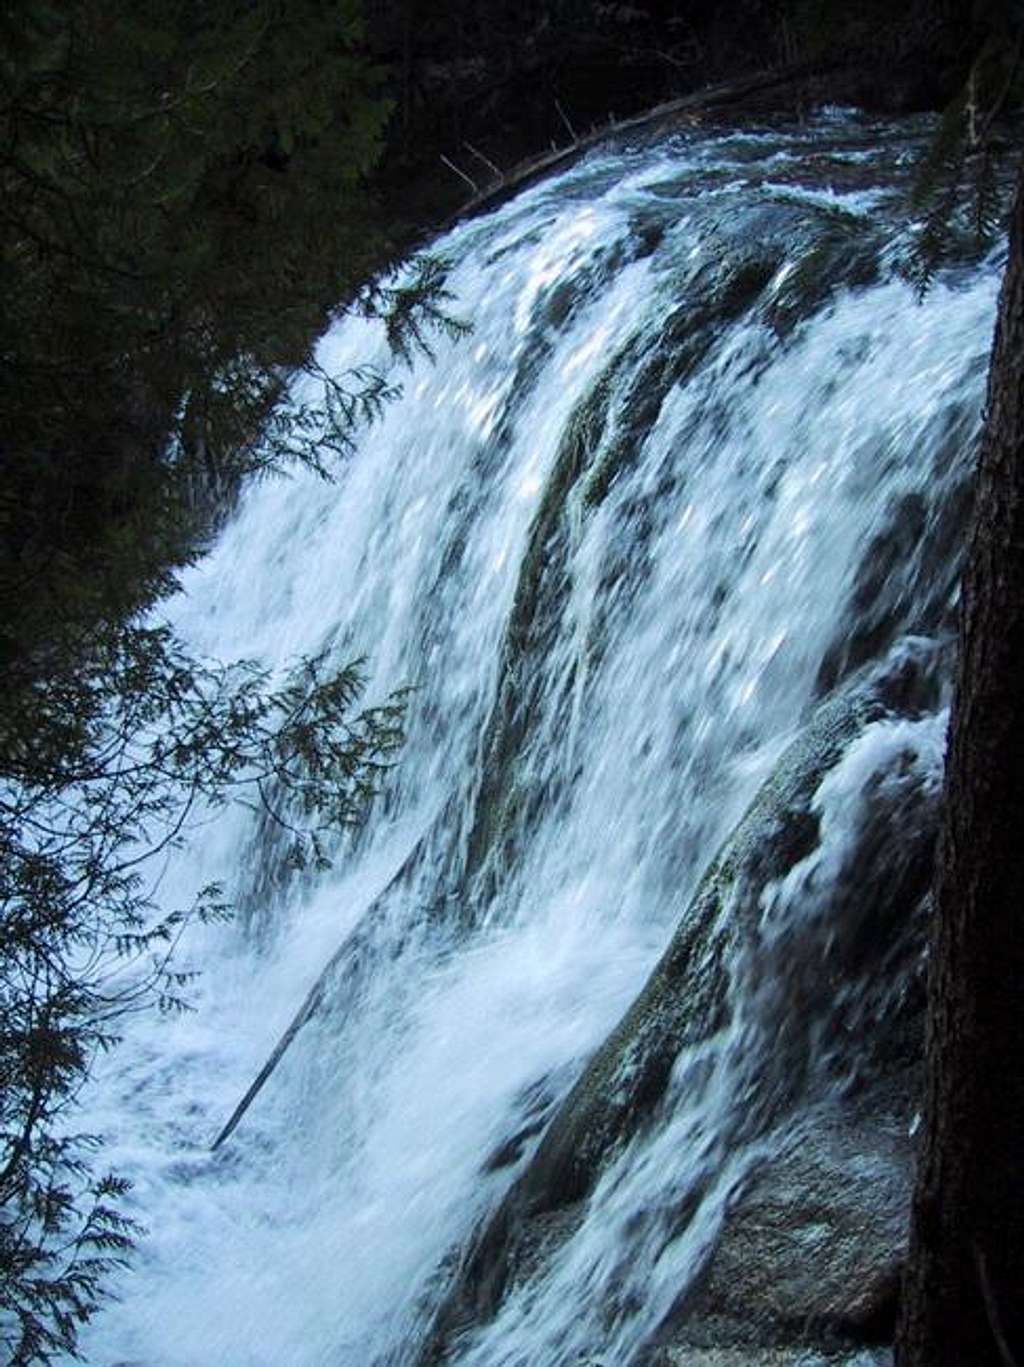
[417,641,942,1365]
[655,1076,915,1360]
[649,1347,891,1366]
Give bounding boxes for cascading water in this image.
[75,113,1000,1366]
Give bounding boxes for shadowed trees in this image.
[0,5,437,1359]
[896,157,1024,1367]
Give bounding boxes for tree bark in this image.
[896,167,1024,1366]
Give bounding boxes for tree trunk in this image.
[896,167,1024,1366]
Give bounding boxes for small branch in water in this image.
[210,831,428,1150]
[210,980,325,1150]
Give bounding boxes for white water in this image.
[76,117,999,1366]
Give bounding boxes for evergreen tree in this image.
[1,0,391,669]
[895,152,1024,1367]
[892,12,1024,1363]
[0,628,409,1362]
[0,4,460,1358]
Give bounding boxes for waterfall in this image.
[77,113,999,1366]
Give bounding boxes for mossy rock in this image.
[419,645,938,1361]
[461,198,889,896]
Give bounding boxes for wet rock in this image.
[416,643,939,1364]
[660,1077,914,1358]
[651,1348,890,1366]
[815,397,980,703]
[489,641,937,1223]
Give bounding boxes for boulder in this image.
[656,1075,915,1358]
[416,641,941,1364]
[651,1348,890,1366]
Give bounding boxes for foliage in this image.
[0,0,461,678]
[899,21,1024,294]
[0,0,388,407]
[0,621,408,1361]
[0,2,456,1358]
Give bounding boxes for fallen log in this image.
[446,60,839,227]
[211,829,429,1151]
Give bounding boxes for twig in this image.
[555,98,577,143]
[210,830,428,1150]
[439,154,478,194]
[211,978,324,1150]
[463,141,502,179]
[621,44,702,71]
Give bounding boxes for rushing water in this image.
[76,113,999,1365]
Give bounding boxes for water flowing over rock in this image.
[420,643,941,1364]
[73,113,1002,1367]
